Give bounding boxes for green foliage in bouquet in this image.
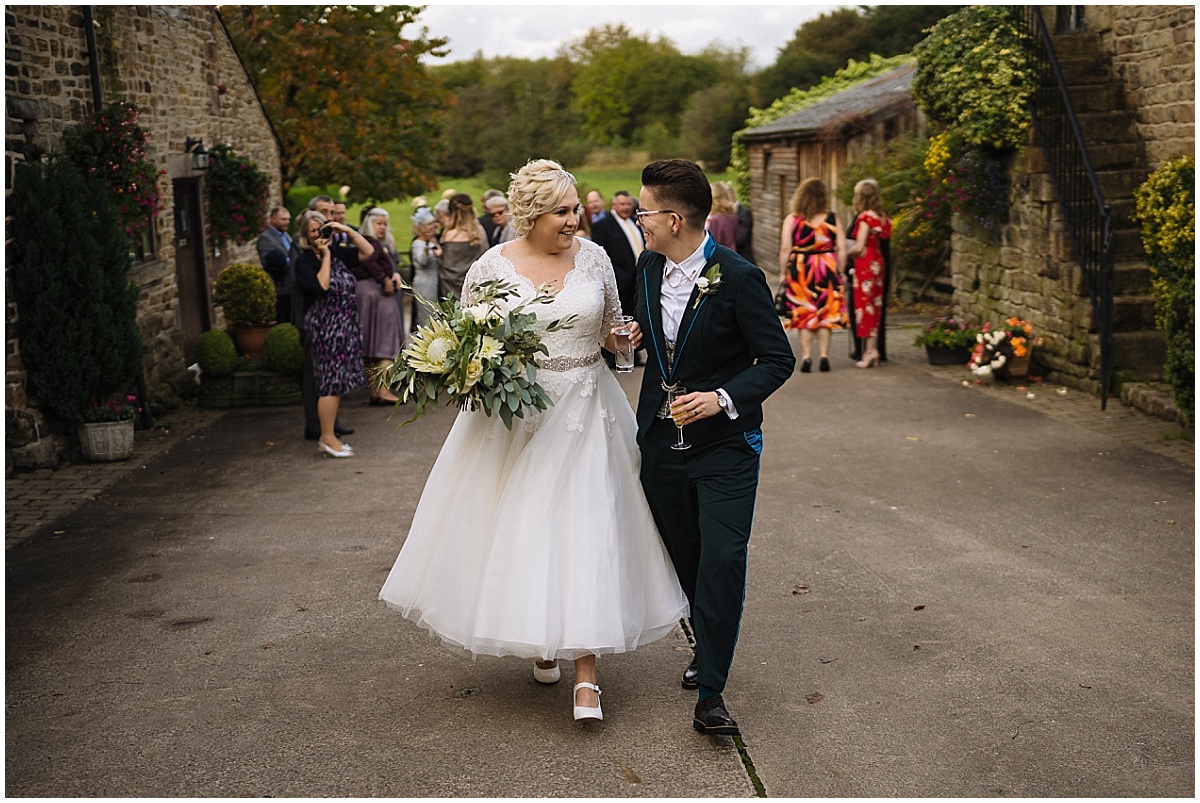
[213,262,276,325]
[378,279,578,430]
[194,329,239,378]
[263,323,305,377]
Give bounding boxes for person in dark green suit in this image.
[630,160,795,735]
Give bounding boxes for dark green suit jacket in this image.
[634,241,795,446]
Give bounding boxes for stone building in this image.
[951,5,1194,396]
[5,6,283,467]
[739,64,924,278]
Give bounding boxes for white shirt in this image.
[660,234,737,419]
[616,214,644,258]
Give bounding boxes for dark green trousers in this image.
[640,418,761,694]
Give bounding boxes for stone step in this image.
[1109,330,1166,382]
[1056,56,1116,86]
[1080,141,1143,171]
[1110,226,1146,260]
[1064,81,1127,113]
[1074,109,1139,142]
[1049,31,1105,61]
[1096,167,1152,200]
[1110,294,1158,332]
[1111,260,1153,295]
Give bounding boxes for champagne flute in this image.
[666,383,691,451]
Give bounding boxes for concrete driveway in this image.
[5,329,1193,797]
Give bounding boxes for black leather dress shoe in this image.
[334,425,355,436]
[693,694,739,736]
[682,656,699,689]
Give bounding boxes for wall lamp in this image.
[184,136,210,171]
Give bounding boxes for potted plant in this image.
[78,394,140,461]
[914,317,980,364]
[195,325,303,407]
[969,317,1043,381]
[213,262,277,357]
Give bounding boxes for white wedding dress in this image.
[379,238,689,660]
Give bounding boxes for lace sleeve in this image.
[460,250,500,305]
[585,240,623,345]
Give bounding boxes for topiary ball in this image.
[213,262,276,325]
[262,323,305,376]
[194,329,239,378]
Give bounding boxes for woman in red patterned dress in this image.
[777,178,847,372]
[847,179,892,368]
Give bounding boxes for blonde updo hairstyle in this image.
[507,159,577,238]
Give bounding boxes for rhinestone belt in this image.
[537,351,602,372]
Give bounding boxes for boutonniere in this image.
[693,264,723,309]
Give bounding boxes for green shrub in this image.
[262,323,305,376]
[912,6,1036,150]
[194,330,239,378]
[213,262,276,325]
[1133,155,1195,423]
[8,157,143,423]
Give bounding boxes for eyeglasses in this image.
[634,209,678,221]
[489,210,508,218]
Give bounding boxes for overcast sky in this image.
[413,2,847,71]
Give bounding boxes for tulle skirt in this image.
[379,361,689,660]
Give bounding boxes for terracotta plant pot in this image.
[233,323,274,358]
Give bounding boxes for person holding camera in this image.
[293,210,373,458]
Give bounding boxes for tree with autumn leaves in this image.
[220,5,450,203]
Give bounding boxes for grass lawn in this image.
[337,167,731,257]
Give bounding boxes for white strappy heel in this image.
[573,682,603,722]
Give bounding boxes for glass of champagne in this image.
[613,316,635,373]
[667,383,691,451]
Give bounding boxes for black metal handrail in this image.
[1017,6,1115,409]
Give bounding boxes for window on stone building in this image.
[1055,6,1086,33]
[130,213,159,265]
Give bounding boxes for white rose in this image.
[696,277,710,290]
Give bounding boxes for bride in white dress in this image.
[379,160,688,723]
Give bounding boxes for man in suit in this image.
[585,190,607,224]
[591,190,646,366]
[631,159,795,736]
[256,205,292,325]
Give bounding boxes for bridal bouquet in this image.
[377,279,576,429]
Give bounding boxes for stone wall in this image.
[1100,5,1196,167]
[950,6,1194,395]
[5,6,282,466]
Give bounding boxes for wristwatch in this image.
[716,392,728,411]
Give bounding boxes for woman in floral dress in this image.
[847,179,892,368]
[778,178,847,372]
[293,210,370,457]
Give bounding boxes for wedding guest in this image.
[735,194,755,265]
[437,193,486,300]
[847,179,892,367]
[355,207,404,404]
[484,195,517,247]
[706,182,738,251]
[632,159,794,736]
[408,207,442,330]
[380,159,688,723]
[292,210,372,458]
[778,178,847,373]
[585,189,607,223]
[479,188,505,243]
[256,204,293,324]
[293,195,352,441]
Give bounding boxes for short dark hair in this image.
[640,159,711,229]
[613,190,632,200]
